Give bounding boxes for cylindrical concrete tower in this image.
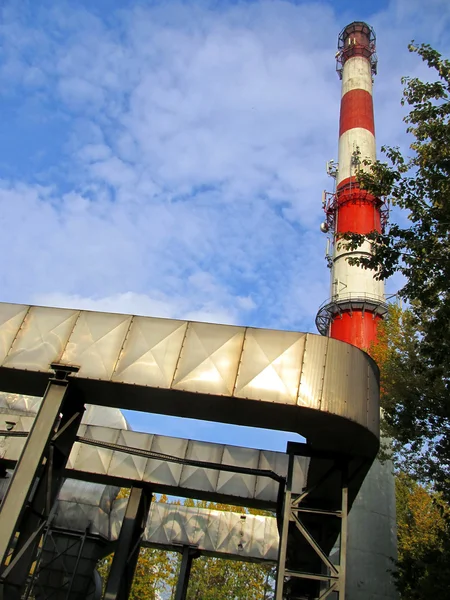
[316,22,388,349]
[317,22,398,600]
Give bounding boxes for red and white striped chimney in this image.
[316,22,387,350]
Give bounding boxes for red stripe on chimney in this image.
[339,89,374,136]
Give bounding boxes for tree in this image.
[98,547,178,600]
[394,472,450,599]
[344,43,450,496]
[367,305,448,485]
[366,307,450,598]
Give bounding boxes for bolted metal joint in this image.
[50,363,80,382]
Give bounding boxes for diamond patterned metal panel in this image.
[0,304,28,364]
[144,434,188,486]
[235,329,306,404]
[297,333,328,409]
[182,507,210,548]
[60,311,132,379]
[73,425,119,475]
[169,505,192,545]
[292,455,311,491]
[200,509,221,552]
[3,306,79,371]
[215,510,244,553]
[0,392,41,414]
[0,414,309,503]
[248,515,267,559]
[67,439,84,470]
[254,450,288,502]
[113,317,187,387]
[109,430,154,480]
[179,439,223,492]
[137,502,279,561]
[172,322,245,395]
[216,446,259,498]
[146,502,173,545]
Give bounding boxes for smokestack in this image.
[316,24,399,600]
[316,21,387,349]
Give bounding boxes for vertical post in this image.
[0,364,81,600]
[275,452,294,600]
[104,486,152,600]
[339,464,349,599]
[174,546,198,600]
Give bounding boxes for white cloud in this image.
[0,0,449,335]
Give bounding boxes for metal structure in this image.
[316,22,398,600]
[0,471,280,597]
[0,301,380,599]
[0,21,399,600]
[1,407,349,599]
[316,21,388,348]
[275,443,349,599]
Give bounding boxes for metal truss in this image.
[22,525,100,600]
[0,365,83,600]
[275,444,349,600]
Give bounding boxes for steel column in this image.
[174,546,200,600]
[339,465,349,599]
[0,364,81,600]
[274,453,294,600]
[104,486,152,600]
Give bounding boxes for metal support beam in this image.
[275,446,350,600]
[104,486,152,600]
[0,364,81,600]
[274,454,293,600]
[174,546,199,600]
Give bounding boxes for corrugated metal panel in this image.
[367,360,380,435]
[321,338,371,427]
[297,333,327,409]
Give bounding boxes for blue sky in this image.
[1,0,450,451]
